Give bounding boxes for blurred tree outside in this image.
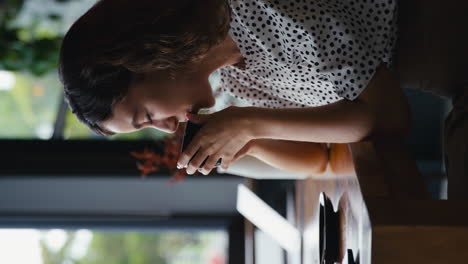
[0,70,61,138]
[37,229,227,264]
[0,0,99,75]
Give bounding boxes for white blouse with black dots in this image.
[218,0,398,108]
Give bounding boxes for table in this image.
[293,141,468,264]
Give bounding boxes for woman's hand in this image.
[177,106,257,175]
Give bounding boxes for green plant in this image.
[0,0,64,76]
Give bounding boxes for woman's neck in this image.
[199,33,244,73]
[220,33,243,66]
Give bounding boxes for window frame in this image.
[0,211,245,264]
[0,139,234,177]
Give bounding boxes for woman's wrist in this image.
[244,138,264,158]
[244,139,258,157]
[243,106,272,140]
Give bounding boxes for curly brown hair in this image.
[59,0,231,136]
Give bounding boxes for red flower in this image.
[131,124,187,184]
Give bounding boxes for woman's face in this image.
[99,68,216,134]
[99,34,242,135]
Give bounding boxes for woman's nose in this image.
[146,117,179,133]
[164,117,179,133]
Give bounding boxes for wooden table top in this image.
[294,141,468,264]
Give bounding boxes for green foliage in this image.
[0,0,24,23]
[37,230,225,264]
[78,232,167,264]
[39,231,78,264]
[0,0,63,76]
[0,71,61,138]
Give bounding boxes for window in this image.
[0,228,228,264]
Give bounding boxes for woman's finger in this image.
[199,153,222,175]
[217,159,230,171]
[185,144,215,174]
[186,112,210,124]
[177,132,206,169]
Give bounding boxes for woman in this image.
[59,0,408,176]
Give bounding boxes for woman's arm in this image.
[242,139,328,175]
[248,65,411,143]
[329,143,355,175]
[178,66,411,174]
[241,140,354,176]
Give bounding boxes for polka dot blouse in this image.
[218,0,398,108]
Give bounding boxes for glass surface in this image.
[0,228,228,264]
